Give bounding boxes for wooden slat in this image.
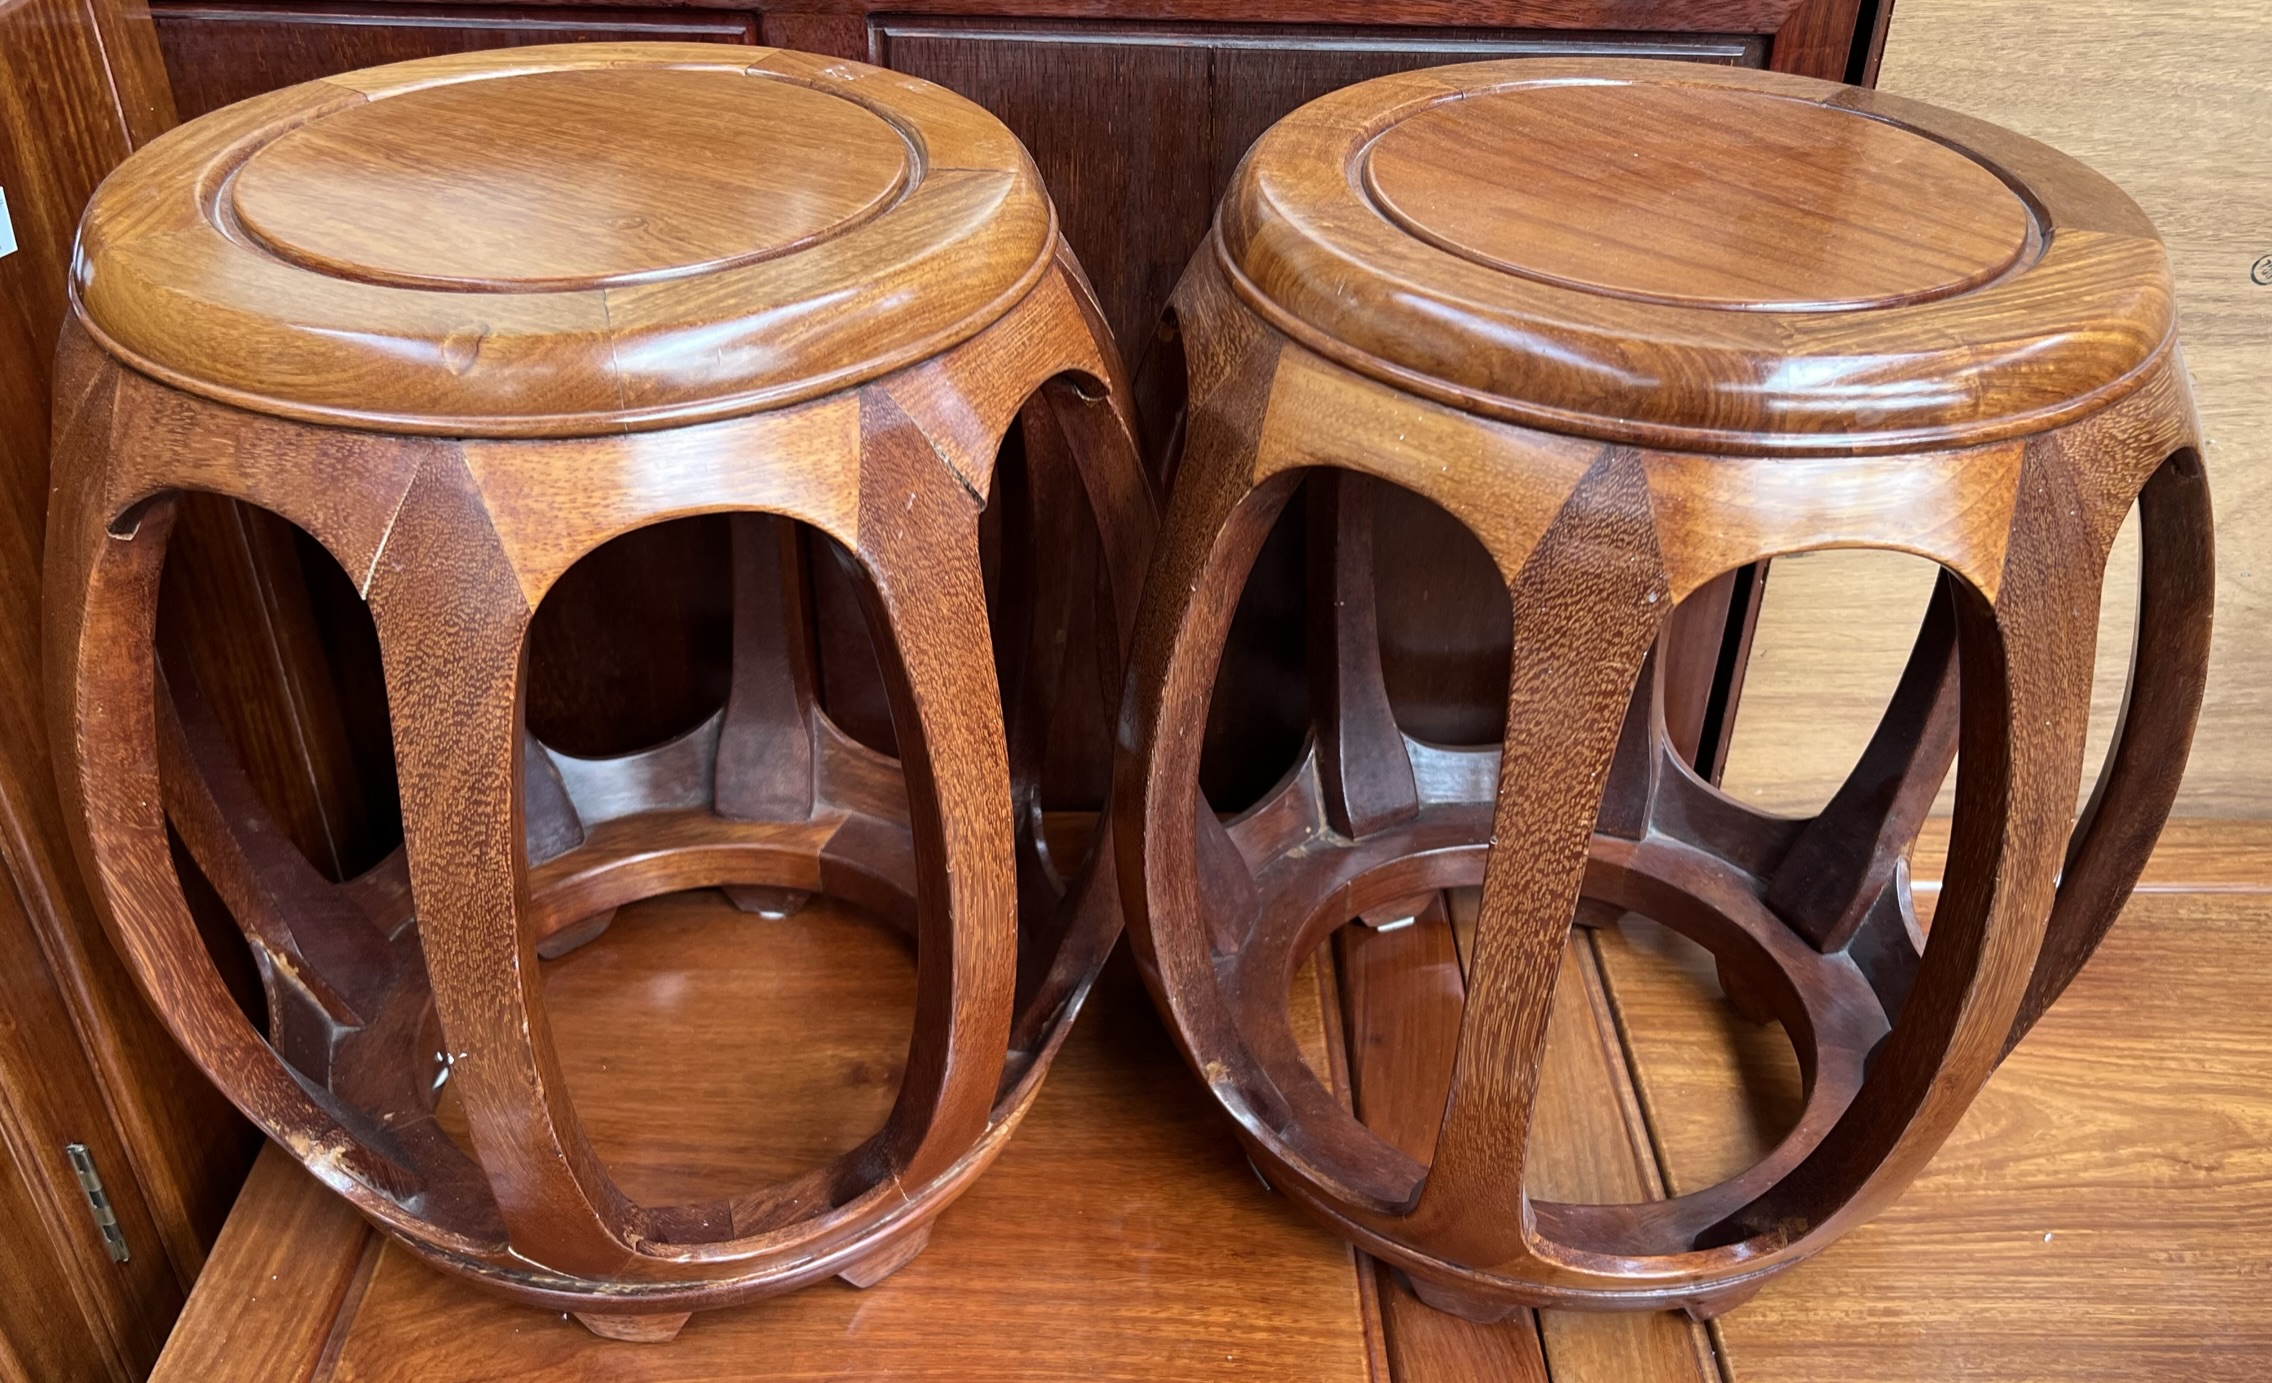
[148,1147,371,1383]
[1337,905,1553,1383]
[1591,852,2272,1381]
[1531,939,1721,1383]
[1719,887,2272,1381]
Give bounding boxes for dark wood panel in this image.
[151,3,759,118]
[0,0,262,1373]
[881,18,1765,353]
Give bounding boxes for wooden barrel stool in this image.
[1118,59,2212,1320]
[48,44,1152,1340]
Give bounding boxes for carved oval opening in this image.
[521,513,918,1219]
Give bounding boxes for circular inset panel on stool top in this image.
[1220,59,2177,452]
[229,68,915,292]
[1361,82,2033,312]
[73,43,1056,436]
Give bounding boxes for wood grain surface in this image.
[1726,0,2269,816]
[1595,868,2272,1383]
[1215,57,2175,454]
[1362,80,2030,310]
[153,903,1374,1382]
[1118,49,2205,1328]
[73,44,1057,436]
[154,825,2272,1380]
[0,0,264,1375]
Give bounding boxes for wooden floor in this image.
[153,822,2272,1381]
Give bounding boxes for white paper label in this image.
[0,186,16,260]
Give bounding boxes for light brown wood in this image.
[0,0,264,1375]
[229,69,913,293]
[72,44,1056,436]
[1593,874,2272,1382]
[1363,81,2032,310]
[1725,0,2272,819]
[1216,58,2174,454]
[50,44,1155,1335]
[1118,54,2209,1325]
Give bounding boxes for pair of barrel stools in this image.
[50,44,2209,1340]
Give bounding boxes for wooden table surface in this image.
[153,821,2272,1381]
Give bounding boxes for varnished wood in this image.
[148,825,2272,1378]
[1364,81,2032,310]
[74,44,1056,437]
[1596,860,2272,1381]
[123,2,1889,953]
[50,45,1154,1335]
[1219,58,2173,455]
[1119,57,2210,1323]
[0,0,266,1375]
[151,922,1375,1380]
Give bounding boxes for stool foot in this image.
[536,909,616,960]
[722,884,812,919]
[574,1310,691,1343]
[1715,955,1780,1026]
[838,1222,933,1289]
[1405,1272,1521,1323]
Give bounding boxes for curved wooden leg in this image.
[2009,446,2213,1049]
[1309,470,1419,839]
[1117,329,1292,981]
[1407,449,1669,1267]
[364,451,636,1277]
[1704,443,2102,1252]
[1766,570,1961,953]
[716,512,818,823]
[848,389,1016,1188]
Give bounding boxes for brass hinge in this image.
[64,1144,131,1264]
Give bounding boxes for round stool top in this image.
[1219,60,2175,453]
[73,45,1056,437]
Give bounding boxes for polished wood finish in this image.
[150,825,2272,1379]
[152,915,1375,1381]
[76,45,1056,436]
[1722,0,2271,821]
[1221,59,2170,454]
[50,45,1153,1335]
[132,2,1891,879]
[1119,58,2210,1319]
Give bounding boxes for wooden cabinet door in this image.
[152,4,759,118]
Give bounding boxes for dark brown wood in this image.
[50,45,1153,1336]
[0,0,264,1374]
[151,3,760,118]
[1119,57,2207,1322]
